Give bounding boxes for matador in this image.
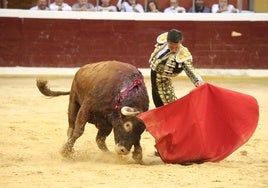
[149,29,204,107]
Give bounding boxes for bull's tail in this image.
[36,79,70,97]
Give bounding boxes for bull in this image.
[36,61,149,163]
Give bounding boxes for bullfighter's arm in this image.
[182,60,204,87]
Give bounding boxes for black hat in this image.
[167,29,182,43]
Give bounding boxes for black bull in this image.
[36,61,149,163]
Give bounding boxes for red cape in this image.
[138,83,259,164]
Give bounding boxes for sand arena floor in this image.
[0,76,267,188]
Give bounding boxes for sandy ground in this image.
[0,75,268,188]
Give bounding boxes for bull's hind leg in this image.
[62,102,88,156]
[95,126,112,151]
[67,100,80,138]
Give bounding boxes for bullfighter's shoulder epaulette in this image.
[176,45,192,63]
[156,32,168,44]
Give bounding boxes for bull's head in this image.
[113,106,146,156]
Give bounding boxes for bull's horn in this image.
[121,106,140,116]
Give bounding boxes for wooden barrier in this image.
[0,10,267,68]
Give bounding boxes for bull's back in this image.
[78,61,138,78]
[71,61,143,104]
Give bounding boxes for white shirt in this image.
[120,2,144,12]
[30,6,49,10]
[164,6,186,13]
[49,3,72,11]
[95,5,117,12]
[211,4,238,13]
[156,45,169,59]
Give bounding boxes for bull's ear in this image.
[121,106,140,116]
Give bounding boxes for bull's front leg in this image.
[132,140,143,164]
[96,126,112,151]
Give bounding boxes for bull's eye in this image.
[123,121,133,132]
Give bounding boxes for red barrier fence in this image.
[0,10,267,69]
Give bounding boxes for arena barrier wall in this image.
[0,9,268,69]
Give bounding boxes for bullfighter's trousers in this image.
[151,70,177,108]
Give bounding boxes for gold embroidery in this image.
[156,32,168,44]
[176,46,192,63]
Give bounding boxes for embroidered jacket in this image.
[149,32,203,105]
[149,32,203,85]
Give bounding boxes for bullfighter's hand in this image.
[195,80,204,87]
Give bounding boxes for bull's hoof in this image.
[132,151,143,164]
[60,143,74,158]
[96,139,109,151]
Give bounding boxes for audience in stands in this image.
[72,0,94,11]
[164,0,186,13]
[188,0,210,13]
[211,0,239,13]
[95,0,117,12]
[146,0,161,13]
[117,0,144,12]
[49,0,72,11]
[28,0,246,13]
[30,0,49,10]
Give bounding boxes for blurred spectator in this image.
[95,0,117,12]
[72,0,94,11]
[2,0,8,8]
[30,0,49,10]
[164,0,186,13]
[212,0,238,13]
[147,0,161,13]
[49,0,72,11]
[188,0,210,13]
[117,0,144,12]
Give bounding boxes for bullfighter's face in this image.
[113,116,145,155]
[168,41,181,54]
